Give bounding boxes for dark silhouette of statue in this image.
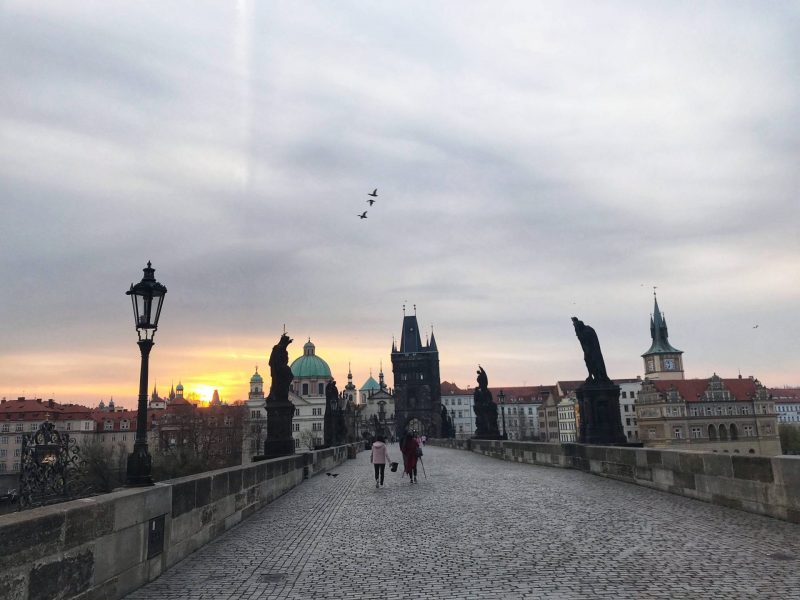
[324,379,339,447]
[263,333,296,459]
[572,317,610,383]
[440,404,454,438]
[268,333,294,401]
[473,365,500,439]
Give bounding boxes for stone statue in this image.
[324,379,339,447]
[473,365,500,439]
[263,333,296,459]
[572,317,610,383]
[268,333,294,401]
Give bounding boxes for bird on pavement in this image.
[358,211,368,219]
[368,188,378,197]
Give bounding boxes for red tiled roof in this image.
[0,398,94,420]
[650,378,759,402]
[769,388,800,402]
[441,381,470,395]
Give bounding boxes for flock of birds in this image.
[357,188,379,219]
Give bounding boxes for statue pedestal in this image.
[576,382,627,445]
[263,397,296,459]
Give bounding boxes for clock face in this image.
[663,358,675,370]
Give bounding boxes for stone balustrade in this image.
[429,438,800,522]
[0,443,359,600]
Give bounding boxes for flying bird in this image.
[753,325,759,329]
[367,198,376,206]
[368,188,378,197]
[358,211,368,219]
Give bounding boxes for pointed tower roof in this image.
[399,315,423,353]
[429,328,438,352]
[642,294,682,356]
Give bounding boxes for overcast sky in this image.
[1,1,798,408]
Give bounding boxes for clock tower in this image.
[641,293,684,381]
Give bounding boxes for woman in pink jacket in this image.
[370,435,392,488]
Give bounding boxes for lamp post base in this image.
[126,444,154,487]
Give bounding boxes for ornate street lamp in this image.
[498,389,508,440]
[125,261,167,486]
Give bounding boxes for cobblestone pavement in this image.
[127,446,800,599]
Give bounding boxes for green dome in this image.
[250,367,263,384]
[360,376,380,391]
[290,340,332,379]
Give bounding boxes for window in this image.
[318,383,324,395]
[621,392,627,398]
[457,398,462,405]
[302,383,309,395]
[104,421,113,431]
[691,427,702,439]
[84,421,92,430]
[294,438,300,449]
[0,463,5,472]
[743,425,754,437]
[444,399,449,406]
[15,424,22,432]
[295,408,300,416]
[312,423,322,431]
[122,434,127,441]
[293,423,300,432]
[0,437,6,445]
[458,411,462,418]
[14,448,21,457]
[673,428,683,439]
[30,423,37,431]
[66,422,72,431]
[648,428,656,439]
[0,449,6,457]
[252,410,260,419]
[312,408,322,416]
[0,424,7,433]
[121,420,129,430]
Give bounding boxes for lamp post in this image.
[126,262,167,486]
[498,389,507,440]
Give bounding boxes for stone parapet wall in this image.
[0,443,360,600]
[428,438,800,523]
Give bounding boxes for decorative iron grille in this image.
[19,421,84,509]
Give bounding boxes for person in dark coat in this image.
[401,432,420,483]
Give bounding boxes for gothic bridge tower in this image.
[391,306,441,438]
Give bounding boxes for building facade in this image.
[637,375,781,455]
[770,388,800,424]
[642,294,685,380]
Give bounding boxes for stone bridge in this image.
[4,443,800,599]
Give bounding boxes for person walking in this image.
[401,431,420,484]
[370,435,392,488]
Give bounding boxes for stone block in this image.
[235,491,246,512]
[702,453,733,479]
[645,449,663,467]
[661,450,681,471]
[144,485,171,520]
[634,466,653,482]
[112,490,146,531]
[195,476,211,508]
[93,523,146,584]
[114,561,147,598]
[0,569,27,600]
[732,455,775,483]
[632,448,649,468]
[229,469,243,494]
[73,576,117,600]
[672,470,696,490]
[678,452,704,475]
[171,480,196,518]
[603,462,634,480]
[651,467,674,487]
[29,549,93,600]
[65,501,115,549]
[169,511,197,546]
[241,466,255,488]
[224,510,242,531]
[588,459,603,473]
[264,462,275,480]
[773,456,800,489]
[0,509,65,570]
[211,473,230,502]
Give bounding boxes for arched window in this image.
[719,424,728,441]
[708,425,717,440]
[729,424,738,440]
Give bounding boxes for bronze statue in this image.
[572,317,610,383]
[263,333,296,458]
[324,379,339,447]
